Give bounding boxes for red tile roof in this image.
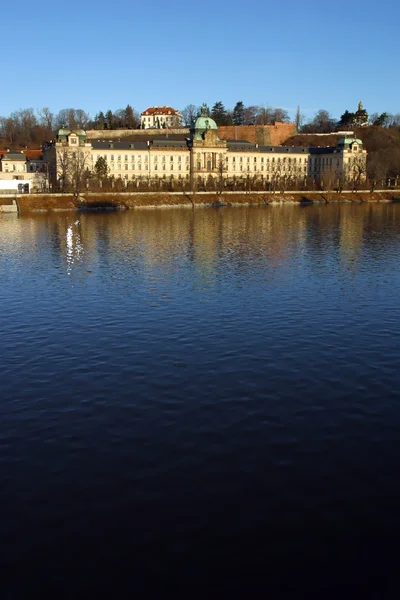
[141,106,180,116]
[0,149,43,160]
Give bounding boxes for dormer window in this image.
[70,137,77,145]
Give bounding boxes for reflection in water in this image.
[66,220,84,274]
[2,203,400,595]
[1,203,399,278]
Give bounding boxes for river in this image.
[1,204,400,595]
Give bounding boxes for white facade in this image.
[141,106,182,129]
[47,127,367,190]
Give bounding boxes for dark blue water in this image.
[1,204,400,596]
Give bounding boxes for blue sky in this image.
[2,0,399,122]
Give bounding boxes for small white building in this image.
[141,106,182,129]
[0,150,47,191]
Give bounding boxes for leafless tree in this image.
[367,153,388,191]
[181,104,198,126]
[37,107,55,134]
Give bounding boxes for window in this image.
[170,164,173,170]
[170,156,173,162]
[118,164,121,170]
[70,138,77,145]
[117,155,121,162]
[125,155,128,161]
[111,155,114,161]
[125,164,128,170]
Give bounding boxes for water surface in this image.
[1,204,400,595]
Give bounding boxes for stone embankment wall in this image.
[86,128,189,140]
[217,123,297,145]
[85,123,297,146]
[14,191,398,213]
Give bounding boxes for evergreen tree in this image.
[124,104,139,128]
[211,101,228,126]
[338,110,356,129]
[95,111,105,130]
[94,156,109,180]
[232,101,245,125]
[295,106,303,131]
[373,112,389,127]
[105,109,114,130]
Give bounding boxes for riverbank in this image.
[1,190,399,213]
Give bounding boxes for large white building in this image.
[45,106,367,191]
[140,106,182,129]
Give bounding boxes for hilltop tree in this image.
[295,106,303,131]
[211,101,228,126]
[94,111,106,130]
[233,101,245,125]
[181,104,198,125]
[55,108,90,131]
[105,109,114,130]
[372,112,389,127]
[243,105,259,125]
[124,104,139,128]
[338,110,356,129]
[303,109,336,133]
[37,107,54,134]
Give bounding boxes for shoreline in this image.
[1,190,399,213]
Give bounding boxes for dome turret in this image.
[191,104,219,141]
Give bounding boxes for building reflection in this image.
[2,203,400,282]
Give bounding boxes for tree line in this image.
[2,101,400,151]
[0,105,140,148]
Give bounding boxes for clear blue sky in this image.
[2,0,399,122]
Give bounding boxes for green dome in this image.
[74,129,86,137]
[191,105,218,140]
[58,128,71,136]
[337,137,363,147]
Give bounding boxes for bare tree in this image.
[37,107,54,133]
[55,108,91,131]
[347,154,367,191]
[56,147,91,194]
[181,104,198,126]
[367,153,388,191]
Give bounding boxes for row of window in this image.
[95,154,189,163]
